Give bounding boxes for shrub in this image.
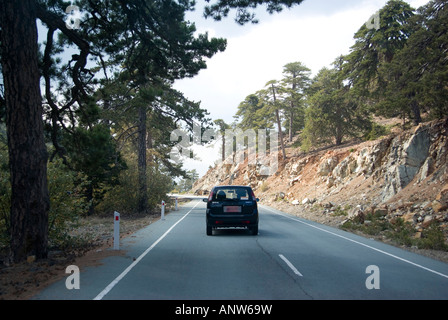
[47,158,90,249]
[416,222,448,251]
[0,154,90,251]
[364,123,390,141]
[259,181,269,192]
[96,158,173,215]
[342,213,448,252]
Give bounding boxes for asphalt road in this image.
[34,199,448,300]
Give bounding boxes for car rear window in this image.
[212,187,252,201]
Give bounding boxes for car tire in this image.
[206,224,212,236]
[250,224,258,235]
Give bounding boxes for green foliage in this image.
[97,156,173,215]
[342,213,448,251]
[301,63,370,151]
[416,221,448,251]
[65,125,124,184]
[345,0,415,97]
[332,206,349,217]
[232,0,448,157]
[281,62,311,140]
[363,123,391,141]
[0,150,91,251]
[235,93,275,131]
[203,0,305,25]
[345,0,448,124]
[176,169,199,193]
[47,158,90,249]
[378,1,448,122]
[63,124,126,214]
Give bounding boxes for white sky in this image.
[173,0,430,177]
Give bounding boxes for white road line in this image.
[279,254,303,277]
[93,200,202,300]
[262,205,448,280]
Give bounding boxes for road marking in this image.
[262,205,448,280]
[279,254,303,277]
[93,200,202,300]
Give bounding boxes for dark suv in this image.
[203,185,259,236]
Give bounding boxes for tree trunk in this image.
[410,99,422,126]
[335,124,344,146]
[137,105,148,213]
[289,107,294,142]
[271,85,286,160]
[289,78,297,143]
[0,0,50,263]
[86,183,95,216]
[275,108,286,160]
[221,133,225,163]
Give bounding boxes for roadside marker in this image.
[113,211,120,250]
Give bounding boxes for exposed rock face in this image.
[380,126,430,201]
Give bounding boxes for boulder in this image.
[381,129,430,202]
[436,185,448,204]
[289,176,301,186]
[332,156,357,179]
[432,200,448,213]
[348,205,365,223]
[422,214,434,228]
[318,157,338,176]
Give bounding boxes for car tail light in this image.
[208,190,214,201]
[251,190,256,200]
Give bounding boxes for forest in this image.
[0,0,306,264]
[0,0,446,264]
[230,0,447,158]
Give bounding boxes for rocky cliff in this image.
[193,118,448,254]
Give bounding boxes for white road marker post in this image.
[114,211,120,250]
[161,200,166,220]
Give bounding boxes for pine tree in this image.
[280,62,311,142]
[302,58,370,151]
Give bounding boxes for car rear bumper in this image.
[207,212,258,228]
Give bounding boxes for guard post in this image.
[114,211,120,250]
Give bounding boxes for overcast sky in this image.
[173,0,430,177]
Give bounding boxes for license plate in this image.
[223,206,241,213]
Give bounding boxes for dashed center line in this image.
[279,254,303,277]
